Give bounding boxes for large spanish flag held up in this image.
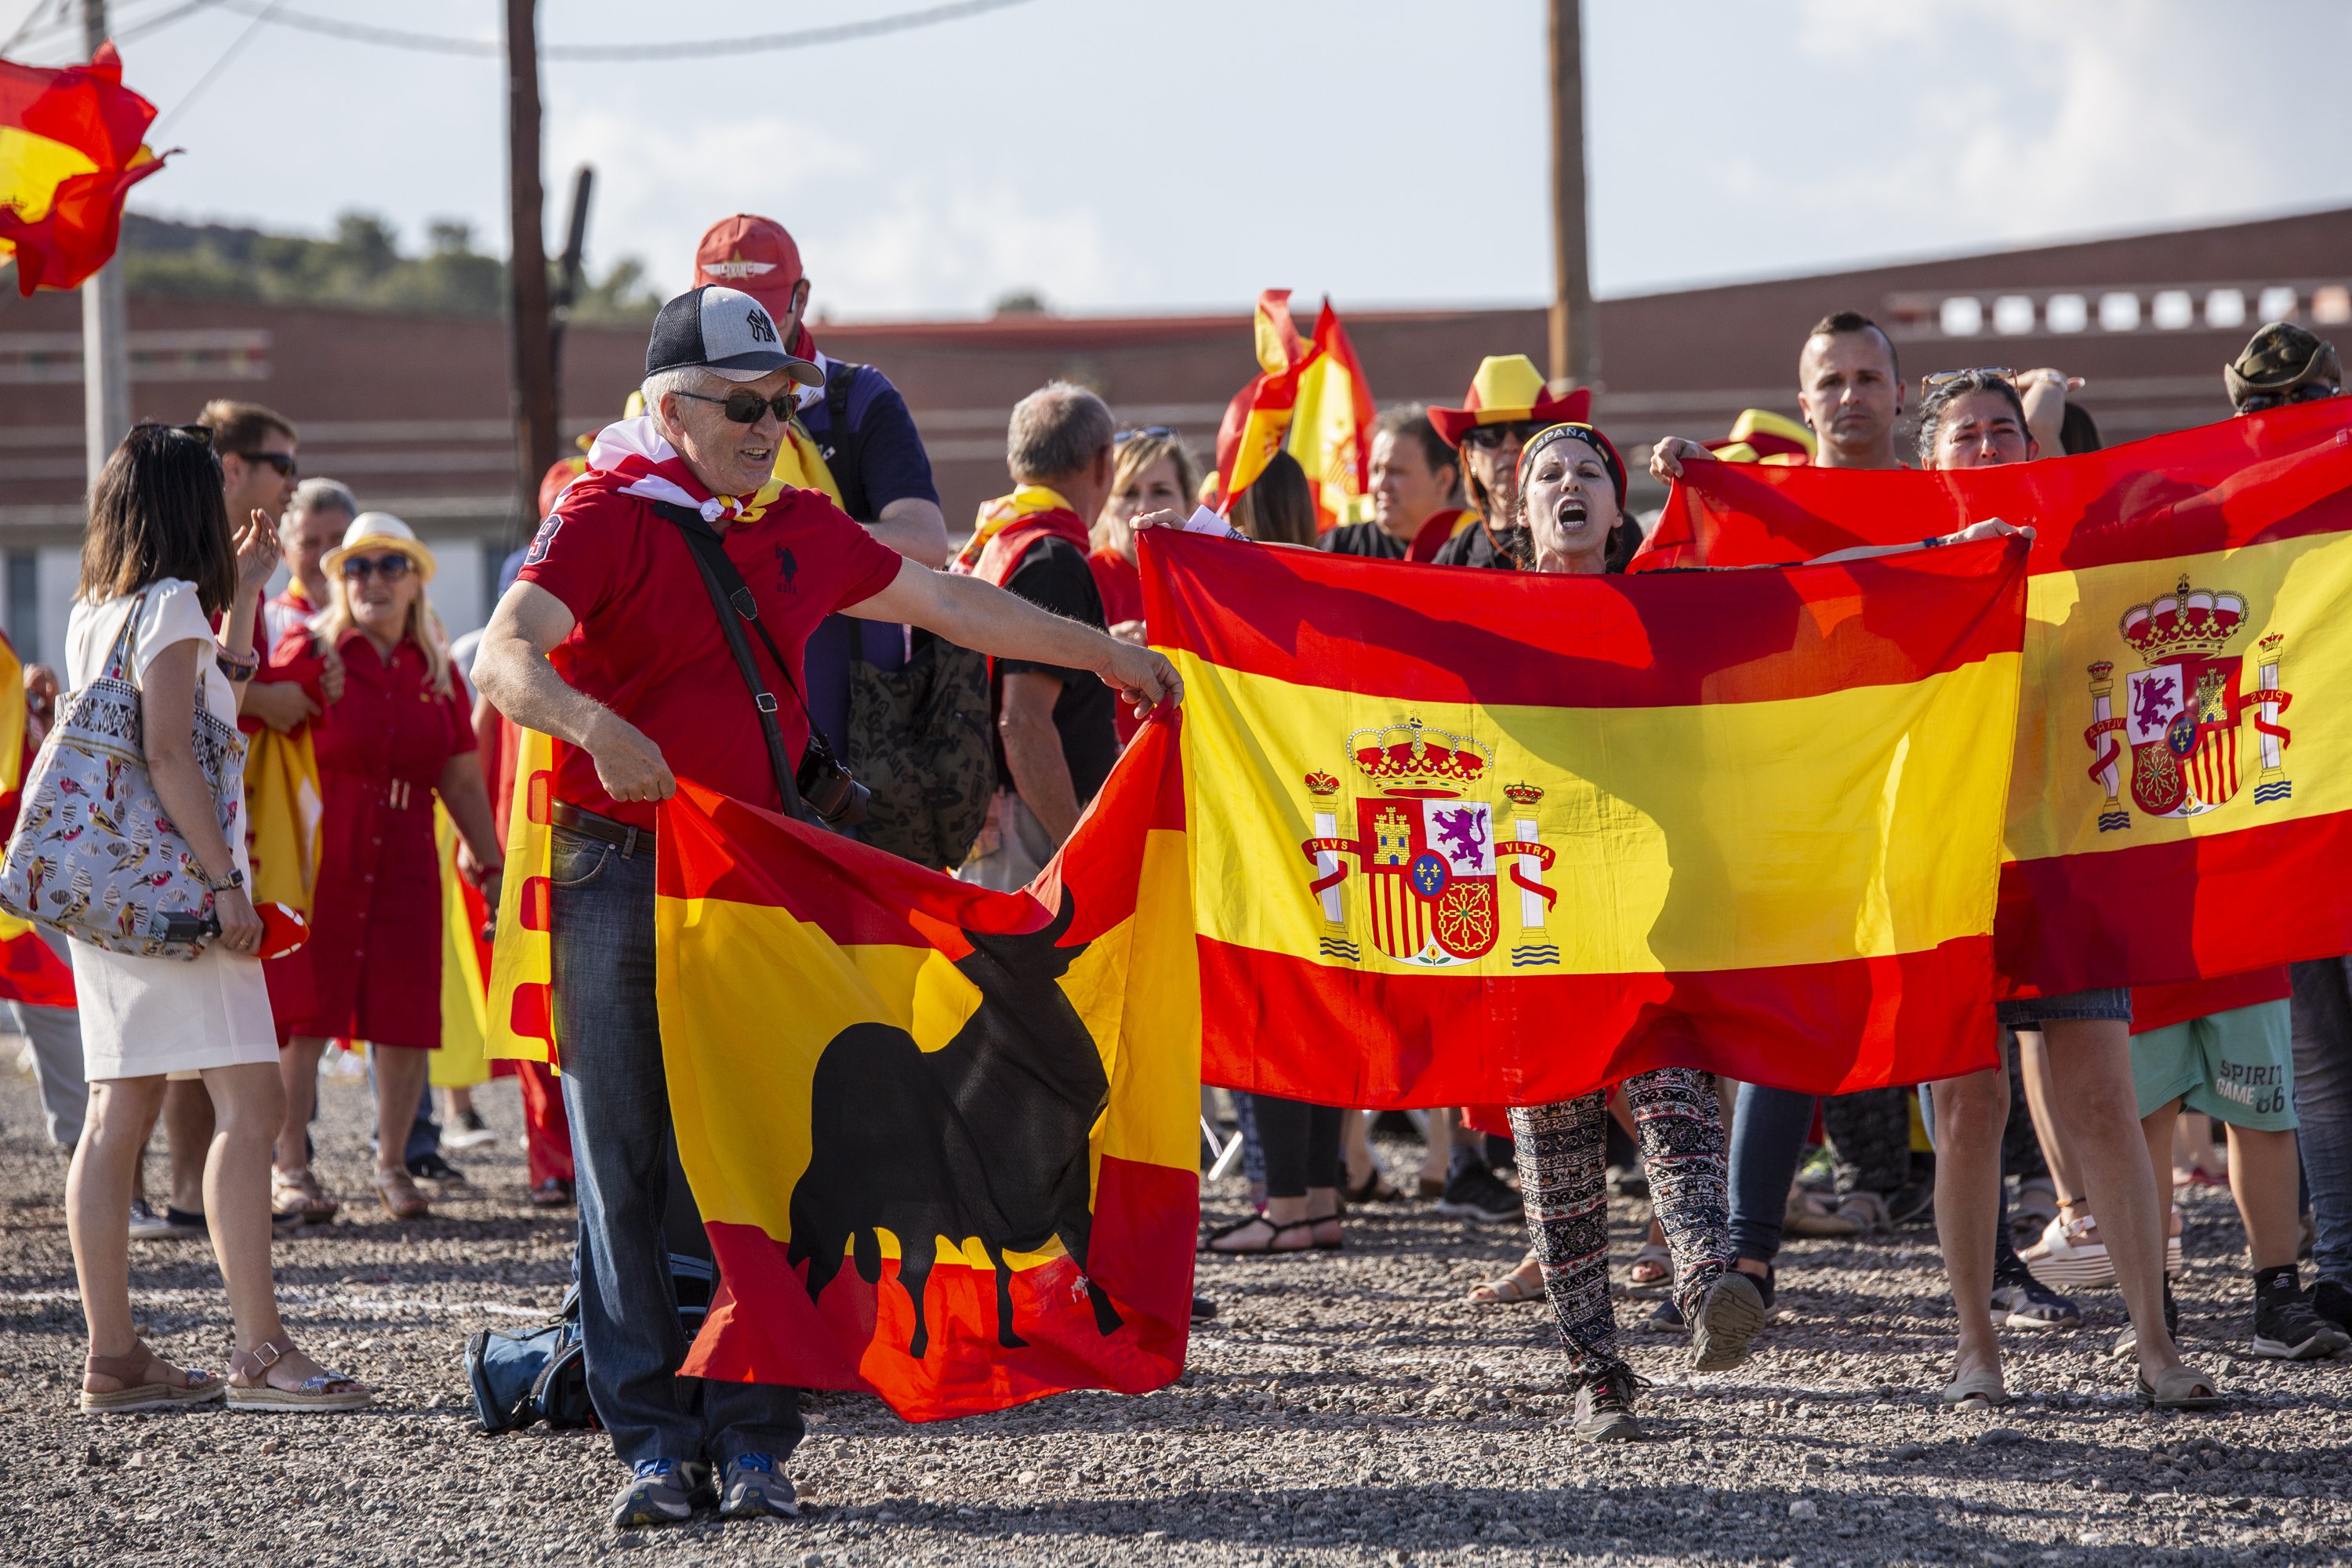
[657,717,1200,1421]
[1634,401,2352,996]
[0,44,169,295]
[1142,528,2029,1105]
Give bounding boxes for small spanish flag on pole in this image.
[0,44,170,295]
[1213,290,1315,511]
[1286,302,1378,531]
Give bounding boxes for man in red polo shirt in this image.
[472,286,1178,1531]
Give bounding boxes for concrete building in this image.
[3,204,2346,669]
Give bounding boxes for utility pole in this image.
[1546,0,1597,397]
[503,0,557,514]
[81,0,130,487]
[547,164,594,441]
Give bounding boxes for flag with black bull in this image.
[655,716,1200,1421]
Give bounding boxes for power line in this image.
[198,0,1033,61]
[149,0,281,134]
[115,0,226,44]
[2,0,74,53]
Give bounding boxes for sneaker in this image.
[1436,1164,1523,1224]
[127,1198,176,1241]
[2314,1278,2352,1335]
[1189,1295,1218,1321]
[406,1151,468,1186]
[717,1453,799,1520]
[1691,1269,1769,1371]
[162,1204,208,1240]
[442,1107,497,1152]
[608,1458,712,1529]
[1569,1365,1644,1442]
[2023,1210,2114,1290]
[1642,1296,1688,1334]
[1991,1254,2081,1329]
[2251,1266,2352,1361]
[2109,1277,2182,1360]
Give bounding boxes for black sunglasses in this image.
[1115,426,1175,444]
[228,449,298,477]
[2237,382,2340,414]
[675,387,797,425]
[1460,420,1544,451]
[340,553,413,582]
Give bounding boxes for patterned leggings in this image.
[1508,1066,1732,1380]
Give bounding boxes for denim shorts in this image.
[1996,986,2133,1029]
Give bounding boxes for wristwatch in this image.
[205,867,246,895]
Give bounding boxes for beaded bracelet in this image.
[216,648,260,682]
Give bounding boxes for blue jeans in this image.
[2289,957,2352,1285]
[550,823,803,1469]
[1728,1083,1814,1262]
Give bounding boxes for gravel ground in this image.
[2,1060,2348,1568]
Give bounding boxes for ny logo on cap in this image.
[746,307,777,344]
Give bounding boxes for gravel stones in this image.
[2,1073,2348,1566]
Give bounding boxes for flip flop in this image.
[1940,1370,2010,1410]
[2137,1364,2223,1410]
[1200,1215,1316,1257]
[1627,1241,1673,1288]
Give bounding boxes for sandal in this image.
[373,1168,430,1221]
[79,1341,226,1414]
[1344,1168,1403,1205]
[1201,1215,1314,1256]
[1310,1214,1345,1251]
[1468,1254,1544,1305]
[1627,1241,1673,1288]
[273,1166,339,1224]
[227,1334,372,1412]
[1940,1369,2010,1410]
[2137,1363,2223,1410]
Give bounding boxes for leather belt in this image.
[550,801,655,859]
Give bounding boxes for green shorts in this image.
[2131,999,2297,1130]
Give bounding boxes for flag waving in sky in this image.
[656,719,1200,1421]
[0,43,169,295]
[1142,528,2029,1105]
[1634,401,2352,996]
[1286,302,1377,529]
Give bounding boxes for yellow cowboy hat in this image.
[321,511,436,583]
[1427,354,1592,448]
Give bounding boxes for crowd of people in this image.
[10,204,2350,1529]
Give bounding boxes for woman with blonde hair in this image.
[1090,428,1200,633]
[270,513,504,1221]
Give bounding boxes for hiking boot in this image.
[1991,1253,2081,1329]
[2251,1266,2352,1361]
[717,1453,799,1520]
[1569,1365,1645,1442]
[609,1458,712,1529]
[1436,1163,1523,1224]
[1690,1269,1769,1371]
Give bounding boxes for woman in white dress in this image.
[63,423,369,1412]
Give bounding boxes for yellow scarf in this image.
[954,485,1078,573]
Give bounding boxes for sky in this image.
[16,0,2352,320]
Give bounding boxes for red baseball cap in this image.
[694,214,804,322]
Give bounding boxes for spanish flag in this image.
[0,44,169,295]
[659,717,1200,1420]
[485,728,559,1063]
[1286,301,1377,532]
[1142,528,2028,1103]
[0,630,69,1007]
[1214,289,1315,510]
[1635,401,2352,996]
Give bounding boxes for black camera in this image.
[797,730,869,827]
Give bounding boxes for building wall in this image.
[4,204,2347,662]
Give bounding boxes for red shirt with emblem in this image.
[278,625,477,1051]
[516,482,904,830]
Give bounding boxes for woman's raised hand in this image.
[234,508,282,597]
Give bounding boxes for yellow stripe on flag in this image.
[486,729,558,1063]
[432,804,492,1088]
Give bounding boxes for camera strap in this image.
[654,502,811,822]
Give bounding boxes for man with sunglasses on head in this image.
[474,288,1179,1531]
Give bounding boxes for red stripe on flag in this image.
[1142,530,2026,709]
[1994,808,2352,996]
[683,1155,1195,1421]
[1197,935,1998,1105]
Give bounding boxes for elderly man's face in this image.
[281,505,350,589]
[662,367,800,499]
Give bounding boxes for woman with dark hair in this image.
[62,423,370,1412]
[1228,451,1319,547]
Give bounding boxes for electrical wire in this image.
[200,0,1033,60]
[2,0,74,54]
[115,0,227,44]
[148,0,282,134]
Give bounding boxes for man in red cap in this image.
[693,215,950,841]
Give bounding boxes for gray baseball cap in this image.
[644,285,822,385]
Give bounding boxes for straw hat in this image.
[1426,354,1592,448]
[321,511,435,582]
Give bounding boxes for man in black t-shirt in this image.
[1319,405,1468,563]
[954,382,1120,891]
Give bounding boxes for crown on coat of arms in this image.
[2259,633,2285,653]
[2120,575,2246,664]
[1503,782,1544,806]
[1348,717,1491,795]
[1303,770,1341,797]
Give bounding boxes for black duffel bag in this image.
[465,1254,717,1434]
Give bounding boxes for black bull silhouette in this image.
[785,891,1126,1358]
